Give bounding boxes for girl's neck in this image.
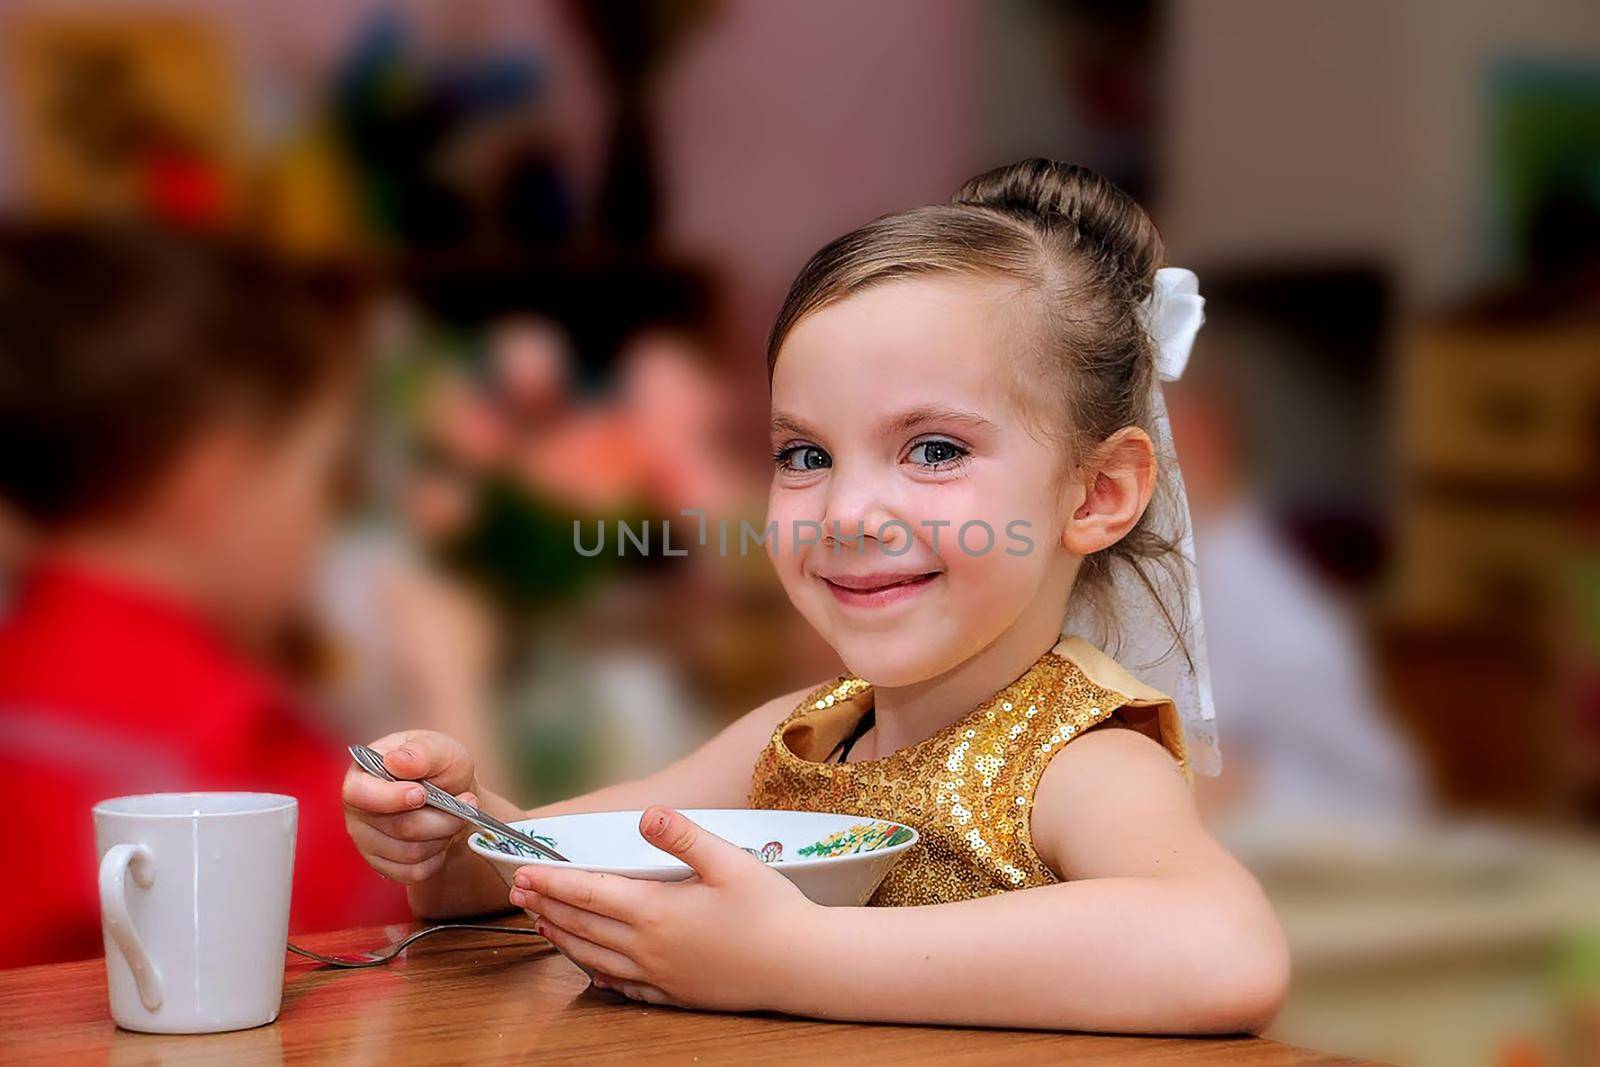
[865,622,1062,758]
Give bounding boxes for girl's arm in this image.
[778,728,1290,1032]
[401,684,817,919]
[515,727,1289,1034]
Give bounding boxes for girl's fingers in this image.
[513,867,640,922]
[638,807,748,884]
[343,769,478,839]
[361,803,468,841]
[535,920,647,984]
[511,889,634,953]
[345,815,453,866]
[342,768,427,815]
[608,979,672,1005]
[378,732,476,796]
[362,849,450,886]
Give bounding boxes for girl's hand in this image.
[341,730,480,885]
[510,807,817,1010]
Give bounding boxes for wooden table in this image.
[0,920,1373,1065]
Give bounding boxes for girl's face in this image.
[767,275,1081,686]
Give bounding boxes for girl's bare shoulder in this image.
[1029,725,1209,880]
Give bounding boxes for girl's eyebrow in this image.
[883,404,999,435]
[769,412,817,439]
[770,406,1000,440]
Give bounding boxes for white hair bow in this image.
[1143,267,1205,382]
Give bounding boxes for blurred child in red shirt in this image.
[0,225,407,967]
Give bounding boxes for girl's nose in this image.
[819,481,905,555]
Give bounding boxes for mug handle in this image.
[99,843,164,1011]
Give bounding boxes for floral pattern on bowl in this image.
[479,830,562,860]
[796,821,915,858]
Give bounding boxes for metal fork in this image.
[348,744,569,862]
[287,923,551,968]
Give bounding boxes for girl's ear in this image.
[1060,427,1157,556]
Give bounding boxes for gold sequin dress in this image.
[748,636,1185,906]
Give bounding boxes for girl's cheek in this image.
[763,493,811,583]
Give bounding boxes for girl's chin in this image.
[827,632,964,688]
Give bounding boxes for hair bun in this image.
[951,158,1162,297]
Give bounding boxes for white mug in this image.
[93,793,297,1034]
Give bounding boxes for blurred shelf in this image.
[1399,323,1600,491]
[1391,322,1600,628]
[1392,499,1578,627]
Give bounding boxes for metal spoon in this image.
[348,744,570,862]
[287,923,551,968]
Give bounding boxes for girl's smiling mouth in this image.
[817,570,943,608]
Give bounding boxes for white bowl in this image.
[467,808,918,907]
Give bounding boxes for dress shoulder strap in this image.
[1051,636,1189,776]
[770,676,874,764]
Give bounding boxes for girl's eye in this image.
[906,438,969,469]
[773,444,832,472]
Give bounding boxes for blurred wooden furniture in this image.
[0,920,1367,1064]
[1393,322,1600,627]
[1385,321,1600,814]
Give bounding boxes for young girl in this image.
[342,159,1290,1033]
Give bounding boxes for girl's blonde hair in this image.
[765,158,1189,656]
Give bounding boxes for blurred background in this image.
[0,1,1595,1062]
